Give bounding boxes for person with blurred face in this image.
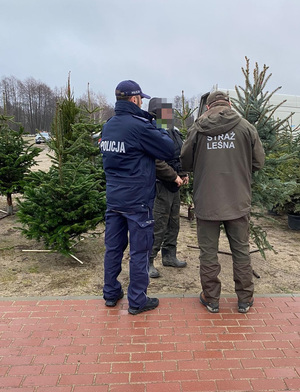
[148,98,189,278]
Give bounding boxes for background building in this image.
[197,88,300,132]
[220,89,300,131]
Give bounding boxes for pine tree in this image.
[0,110,40,215]
[16,80,106,256]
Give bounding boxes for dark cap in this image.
[207,91,230,106]
[115,80,151,99]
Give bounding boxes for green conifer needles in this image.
[17,160,106,255]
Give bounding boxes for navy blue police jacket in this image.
[100,100,175,213]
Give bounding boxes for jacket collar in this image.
[115,100,144,116]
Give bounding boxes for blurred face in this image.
[161,108,173,119]
[155,107,174,129]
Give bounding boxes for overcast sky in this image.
[1,0,300,107]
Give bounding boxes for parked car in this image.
[35,132,51,144]
[92,131,102,147]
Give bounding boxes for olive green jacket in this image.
[180,104,265,220]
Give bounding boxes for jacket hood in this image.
[196,105,242,137]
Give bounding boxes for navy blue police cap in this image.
[115,80,151,99]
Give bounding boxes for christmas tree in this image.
[0,109,40,215]
[232,57,299,255]
[16,80,106,256]
[233,57,298,212]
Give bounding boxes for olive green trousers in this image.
[150,182,180,260]
[196,215,254,303]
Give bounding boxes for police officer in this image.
[100,80,174,315]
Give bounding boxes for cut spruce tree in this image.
[232,57,299,255]
[16,81,106,257]
[0,112,40,215]
[16,157,106,255]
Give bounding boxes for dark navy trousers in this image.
[103,209,154,309]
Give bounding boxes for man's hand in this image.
[175,175,183,187]
[181,175,189,185]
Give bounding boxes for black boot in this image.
[149,258,160,278]
[162,248,187,268]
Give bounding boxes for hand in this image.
[182,175,189,185]
[175,175,183,187]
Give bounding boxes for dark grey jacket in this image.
[180,104,265,220]
[155,127,188,192]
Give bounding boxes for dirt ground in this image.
[0,143,299,298]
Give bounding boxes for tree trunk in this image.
[188,205,194,221]
[6,193,13,215]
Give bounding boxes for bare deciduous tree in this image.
[0,76,57,134]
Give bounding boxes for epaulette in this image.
[132,115,149,123]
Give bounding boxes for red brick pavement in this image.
[0,295,299,391]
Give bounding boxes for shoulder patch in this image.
[132,115,149,123]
